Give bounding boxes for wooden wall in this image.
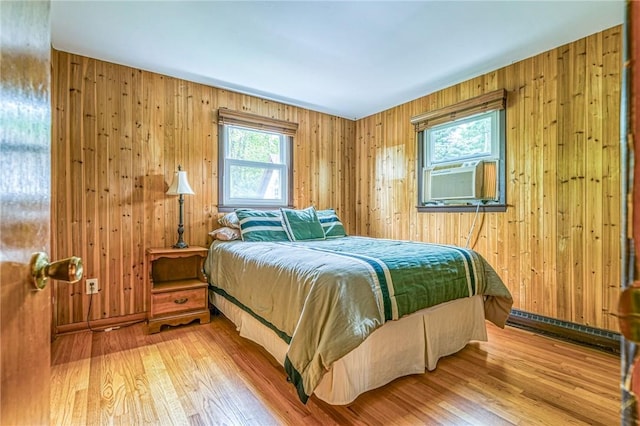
[51,50,355,329]
[53,25,622,333]
[354,27,622,331]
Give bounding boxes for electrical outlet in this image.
[86,278,98,295]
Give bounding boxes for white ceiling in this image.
[50,0,624,120]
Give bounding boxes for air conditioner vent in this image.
[423,160,497,202]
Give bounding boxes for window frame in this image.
[426,109,500,167]
[411,89,507,212]
[217,109,297,211]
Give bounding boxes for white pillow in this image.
[217,212,240,229]
[208,226,240,241]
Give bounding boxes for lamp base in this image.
[173,194,189,249]
[172,241,189,249]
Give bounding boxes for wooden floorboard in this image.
[50,314,620,425]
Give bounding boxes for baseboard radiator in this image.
[507,309,620,355]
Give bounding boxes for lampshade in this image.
[166,167,195,195]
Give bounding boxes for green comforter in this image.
[204,236,512,403]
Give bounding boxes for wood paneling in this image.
[51,50,355,328]
[354,27,622,331]
[53,25,622,333]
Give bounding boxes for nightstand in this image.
[146,246,210,334]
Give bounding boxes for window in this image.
[218,109,297,210]
[223,125,288,206]
[427,110,500,166]
[411,89,507,211]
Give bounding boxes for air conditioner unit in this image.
[423,160,497,201]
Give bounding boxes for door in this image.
[621,1,640,425]
[0,1,52,424]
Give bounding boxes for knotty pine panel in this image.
[354,27,622,331]
[53,26,621,333]
[51,50,355,328]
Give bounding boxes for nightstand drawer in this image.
[151,287,206,317]
[145,246,210,334]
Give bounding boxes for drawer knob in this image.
[174,297,188,304]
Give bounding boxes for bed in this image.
[204,208,513,405]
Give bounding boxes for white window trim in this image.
[222,158,289,207]
[217,110,296,210]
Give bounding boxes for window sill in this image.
[417,204,507,213]
[218,205,294,213]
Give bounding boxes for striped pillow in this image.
[280,207,326,241]
[235,209,289,242]
[316,209,347,238]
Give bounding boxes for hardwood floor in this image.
[50,314,620,425]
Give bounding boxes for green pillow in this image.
[280,207,326,241]
[235,209,290,242]
[316,209,347,238]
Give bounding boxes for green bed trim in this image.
[284,356,309,404]
[210,285,292,344]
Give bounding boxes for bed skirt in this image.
[209,291,487,405]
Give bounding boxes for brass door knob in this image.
[29,252,83,290]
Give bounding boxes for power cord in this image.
[86,289,115,332]
[86,285,145,333]
[86,290,95,332]
[465,202,483,249]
